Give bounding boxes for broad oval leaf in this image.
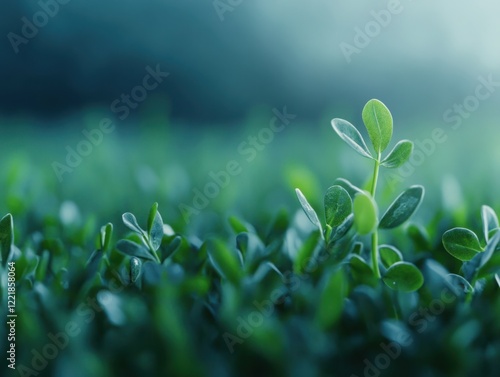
[353,192,378,235]
[362,99,393,154]
[442,228,483,261]
[381,140,413,168]
[122,212,143,234]
[207,239,243,285]
[482,205,499,242]
[0,213,14,265]
[316,269,346,330]
[383,262,424,292]
[295,188,322,232]
[379,245,403,269]
[379,186,424,229]
[116,239,156,261]
[331,118,373,159]
[324,185,352,227]
[147,203,164,251]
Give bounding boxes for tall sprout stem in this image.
[370,153,381,278]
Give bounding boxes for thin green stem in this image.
[371,229,381,278]
[370,154,381,197]
[370,153,381,278]
[142,233,161,263]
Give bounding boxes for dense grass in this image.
[1,103,500,377]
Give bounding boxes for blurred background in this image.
[1,0,499,236]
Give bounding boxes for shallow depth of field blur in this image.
[1,0,499,233]
[1,1,500,376]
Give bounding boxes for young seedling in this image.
[117,202,164,264]
[296,99,425,292]
[443,205,500,298]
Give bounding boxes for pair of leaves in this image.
[331,99,392,157]
[296,186,355,242]
[443,206,500,292]
[123,202,164,252]
[443,206,499,262]
[117,203,164,262]
[298,183,423,237]
[349,244,422,292]
[331,99,413,168]
[379,245,403,269]
[461,231,500,282]
[352,186,424,235]
[0,214,14,265]
[379,245,423,293]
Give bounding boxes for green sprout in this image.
[117,202,165,264]
[443,205,500,301]
[295,99,425,292]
